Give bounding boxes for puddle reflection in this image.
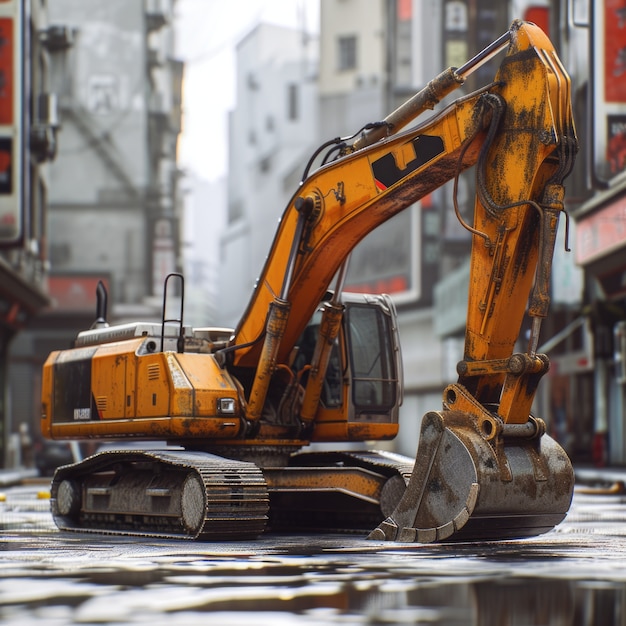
[2,563,624,625]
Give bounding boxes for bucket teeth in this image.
[368,481,479,542]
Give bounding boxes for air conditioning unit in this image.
[36,93,60,127]
[145,0,170,31]
[149,92,168,116]
[39,25,75,52]
[147,48,163,67]
[30,94,60,163]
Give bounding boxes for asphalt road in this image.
[1,479,626,625]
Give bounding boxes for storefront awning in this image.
[0,257,49,331]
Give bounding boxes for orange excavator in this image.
[41,20,577,542]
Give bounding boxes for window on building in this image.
[287,83,298,121]
[338,35,357,71]
[259,154,272,173]
[229,199,243,222]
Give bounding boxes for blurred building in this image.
[216,0,626,464]
[217,0,527,457]
[44,0,183,314]
[565,0,626,465]
[0,1,59,466]
[182,173,226,328]
[7,0,183,467]
[9,0,626,470]
[218,22,319,324]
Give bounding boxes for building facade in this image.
[10,0,624,470]
[217,0,620,464]
[7,0,183,468]
[218,22,319,326]
[567,0,626,464]
[0,1,59,466]
[44,0,183,312]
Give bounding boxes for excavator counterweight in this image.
[42,20,577,543]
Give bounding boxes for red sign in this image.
[48,276,110,312]
[576,194,626,264]
[397,0,411,20]
[605,0,626,103]
[523,7,550,39]
[0,18,12,125]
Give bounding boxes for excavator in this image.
[41,20,577,542]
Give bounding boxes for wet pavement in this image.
[1,479,626,624]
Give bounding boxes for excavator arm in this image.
[230,75,484,371]
[230,92,492,421]
[228,21,576,428]
[456,24,577,425]
[228,20,577,542]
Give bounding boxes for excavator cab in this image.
[294,293,402,442]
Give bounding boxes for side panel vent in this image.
[147,363,161,381]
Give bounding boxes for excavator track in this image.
[50,450,270,540]
[49,449,415,539]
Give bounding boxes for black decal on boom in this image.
[372,135,445,190]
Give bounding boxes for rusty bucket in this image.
[368,409,574,543]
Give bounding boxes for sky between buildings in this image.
[175,0,320,182]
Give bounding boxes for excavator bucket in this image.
[369,410,574,543]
